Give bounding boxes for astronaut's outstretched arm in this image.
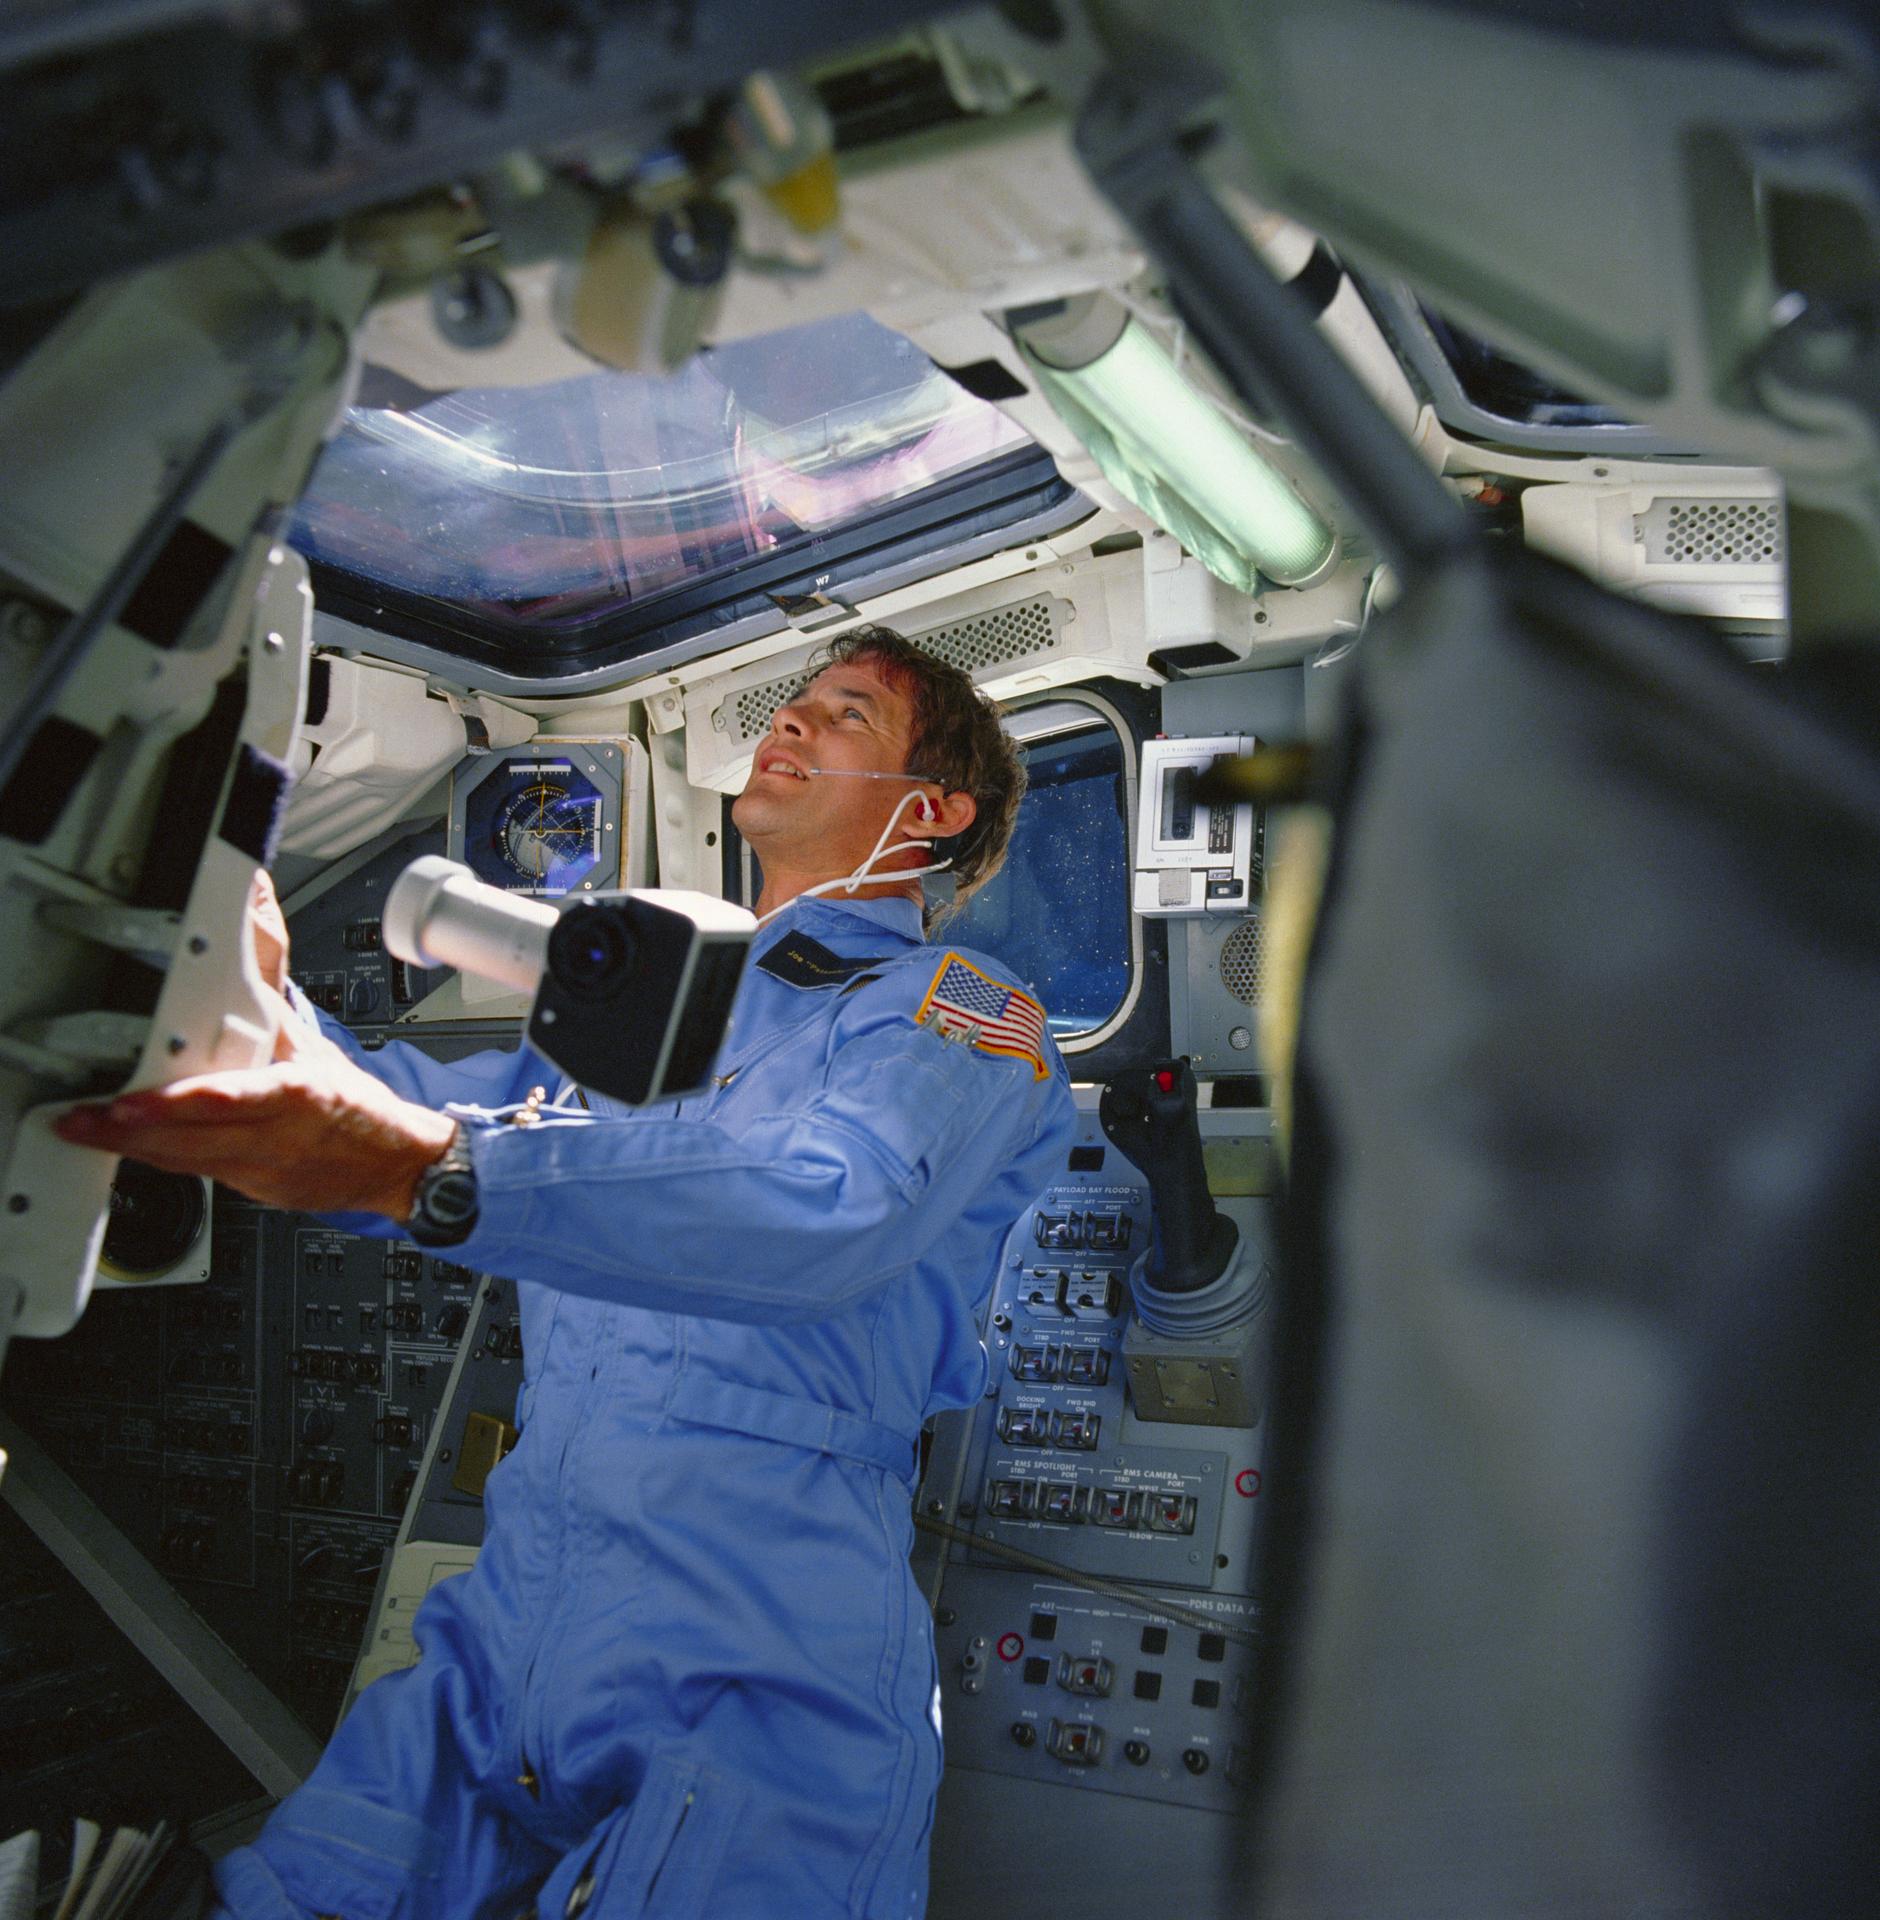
[55,947,1070,1308]
[452,1012,1071,1326]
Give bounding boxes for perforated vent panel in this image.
[919,598,1059,673]
[1638,498,1784,566]
[1219,915,1265,1006]
[732,672,813,745]
[721,598,1068,746]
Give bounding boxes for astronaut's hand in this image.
[249,867,290,996]
[52,995,455,1222]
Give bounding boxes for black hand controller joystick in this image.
[1098,1060,1238,1295]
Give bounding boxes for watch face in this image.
[410,1151,479,1246]
[425,1171,479,1227]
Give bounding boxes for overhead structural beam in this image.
[0,1411,321,1800]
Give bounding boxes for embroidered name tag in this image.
[756,933,895,990]
[915,953,1051,1080]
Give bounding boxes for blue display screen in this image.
[463,760,605,895]
[946,719,1132,1036]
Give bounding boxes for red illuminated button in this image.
[996,1632,1025,1663]
[1155,1069,1176,1092]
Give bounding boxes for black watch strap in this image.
[407,1127,479,1247]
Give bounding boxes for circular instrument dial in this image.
[496,778,596,884]
[463,758,608,895]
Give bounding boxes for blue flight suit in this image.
[212,893,1074,1920]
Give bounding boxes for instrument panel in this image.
[449,745,626,897]
[919,1094,1274,1918]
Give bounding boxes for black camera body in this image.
[531,894,753,1105]
[384,857,755,1107]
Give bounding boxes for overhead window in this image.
[943,694,1139,1047]
[287,312,1057,668]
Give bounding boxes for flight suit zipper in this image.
[513,1306,608,1808]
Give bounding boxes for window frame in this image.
[995,686,1145,1056]
[1357,276,1691,456]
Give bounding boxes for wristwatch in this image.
[407,1126,480,1248]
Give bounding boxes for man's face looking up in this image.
[731,654,972,912]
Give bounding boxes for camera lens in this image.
[548,904,637,999]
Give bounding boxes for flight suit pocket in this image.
[535,1753,744,1919]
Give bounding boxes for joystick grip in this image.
[1098,1061,1238,1295]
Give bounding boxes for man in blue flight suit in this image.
[58,628,1076,1919]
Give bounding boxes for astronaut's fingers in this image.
[249,868,291,994]
[52,1057,455,1221]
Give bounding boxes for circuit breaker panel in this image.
[345,1275,527,1708]
[0,820,522,1872]
[279,822,444,1026]
[917,1093,1274,1918]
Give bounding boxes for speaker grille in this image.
[722,596,1068,746]
[1638,498,1783,566]
[1219,914,1265,1005]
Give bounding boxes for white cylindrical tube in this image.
[383,856,557,996]
[1229,200,1424,440]
[1023,299,1338,588]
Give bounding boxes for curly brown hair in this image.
[817,625,1026,925]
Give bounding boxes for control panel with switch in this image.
[915,1086,1273,1853]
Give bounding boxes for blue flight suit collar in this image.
[752,890,926,954]
[699,892,928,1085]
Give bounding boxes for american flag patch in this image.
[915,953,1051,1080]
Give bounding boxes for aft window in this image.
[944,692,1140,1049]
